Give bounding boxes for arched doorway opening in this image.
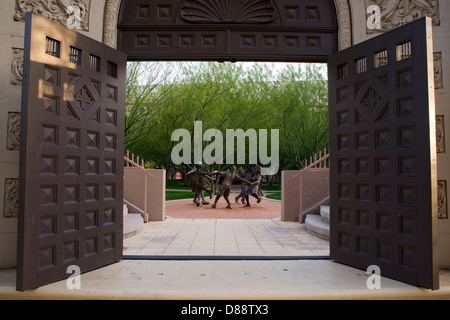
[115,0,339,256]
[122,60,331,258]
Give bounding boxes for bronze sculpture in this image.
[235,166,264,206]
[242,165,264,207]
[186,162,214,206]
[210,165,256,209]
[235,171,252,205]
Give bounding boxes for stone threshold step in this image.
[305,214,330,241]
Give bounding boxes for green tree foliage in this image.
[125,61,329,179]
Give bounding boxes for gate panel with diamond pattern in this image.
[328,17,439,289]
[17,13,127,291]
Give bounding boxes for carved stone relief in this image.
[11,48,24,85]
[104,0,121,48]
[438,180,448,219]
[365,0,440,33]
[436,115,445,153]
[14,0,91,31]
[3,178,19,218]
[434,52,443,89]
[7,112,21,151]
[334,0,352,50]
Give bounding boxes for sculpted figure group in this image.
[186,163,264,209]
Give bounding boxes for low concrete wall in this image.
[281,171,301,222]
[301,169,330,213]
[282,169,330,222]
[124,168,166,222]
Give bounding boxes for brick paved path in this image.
[166,195,281,219]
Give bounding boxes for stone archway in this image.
[103,0,352,52]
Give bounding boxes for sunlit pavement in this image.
[2,217,450,299]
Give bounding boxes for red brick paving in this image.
[166,194,281,219]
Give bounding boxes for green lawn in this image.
[265,193,281,201]
[166,191,196,201]
[166,180,191,190]
[260,185,281,191]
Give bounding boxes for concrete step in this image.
[124,200,149,222]
[124,213,144,239]
[300,196,330,223]
[320,205,330,222]
[305,214,330,241]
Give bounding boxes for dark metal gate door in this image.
[328,17,439,289]
[17,13,127,291]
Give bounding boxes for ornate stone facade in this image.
[365,0,440,33]
[3,178,19,218]
[14,0,91,31]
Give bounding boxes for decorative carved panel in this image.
[434,52,443,89]
[179,0,277,24]
[7,112,21,151]
[11,48,24,85]
[14,0,91,31]
[438,180,448,219]
[365,0,440,33]
[117,0,338,62]
[4,178,19,218]
[436,115,445,153]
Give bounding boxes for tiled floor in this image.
[3,218,450,299]
[123,217,330,257]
